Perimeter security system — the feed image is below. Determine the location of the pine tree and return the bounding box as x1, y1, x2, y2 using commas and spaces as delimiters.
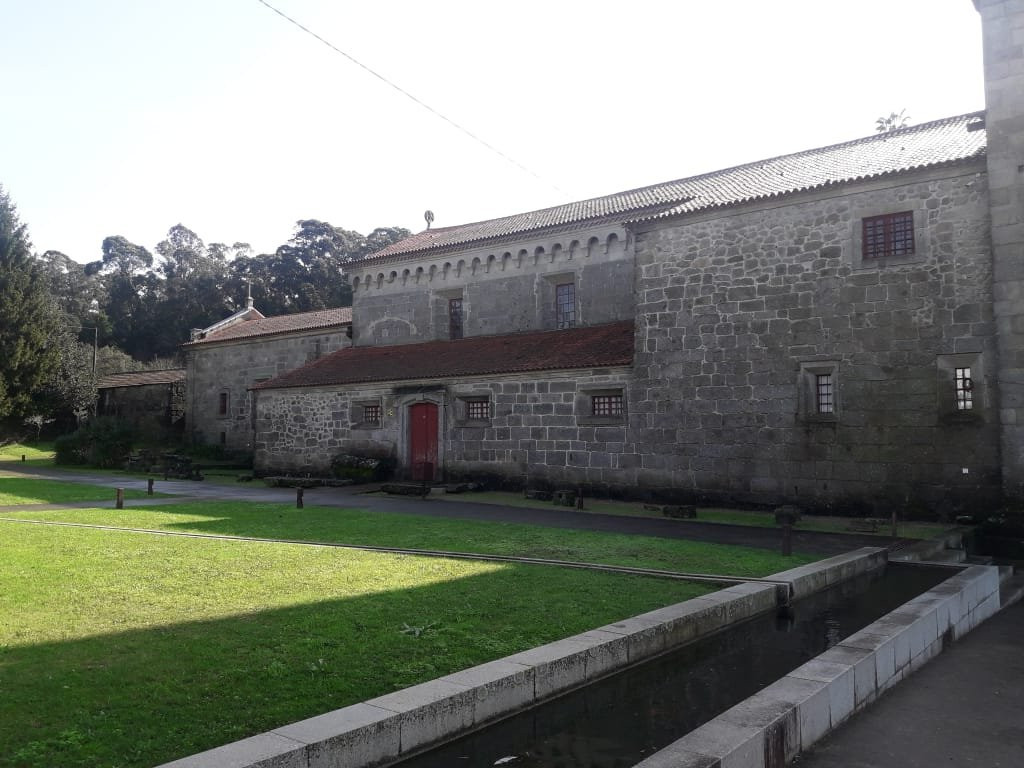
0, 185, 62, 422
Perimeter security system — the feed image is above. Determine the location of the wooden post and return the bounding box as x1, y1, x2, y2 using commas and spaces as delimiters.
116, 488, 124, 510
781, 523, 792, 557
296, 488, 304, 509
147, 478, 154, 495
576, 486, 584, 510
21, 454, 26, 462
891, 508, 898, 538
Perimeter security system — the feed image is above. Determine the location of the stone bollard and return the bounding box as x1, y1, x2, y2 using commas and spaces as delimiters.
116, 488, 124, 510
147, 478, 154, 496
296, 488, 304, 509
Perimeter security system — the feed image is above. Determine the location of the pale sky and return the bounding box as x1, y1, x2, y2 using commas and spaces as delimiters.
1, 1, 985, 264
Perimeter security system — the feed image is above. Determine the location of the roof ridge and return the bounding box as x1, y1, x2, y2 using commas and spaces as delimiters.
366, 110, 985, 262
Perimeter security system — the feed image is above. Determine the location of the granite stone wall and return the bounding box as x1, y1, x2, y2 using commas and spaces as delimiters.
978, 0, 1024, 502
351, 226, 632, 346
186, 329, 350, 452
253, 368, 634, 487
631, 165, 1001, 513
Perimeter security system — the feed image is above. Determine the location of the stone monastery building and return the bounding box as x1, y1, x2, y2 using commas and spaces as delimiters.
185, 0, 1024, 515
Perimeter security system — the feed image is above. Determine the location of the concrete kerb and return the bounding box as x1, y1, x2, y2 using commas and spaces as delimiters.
157, 549, 885, 768
633, 563, 1003, 768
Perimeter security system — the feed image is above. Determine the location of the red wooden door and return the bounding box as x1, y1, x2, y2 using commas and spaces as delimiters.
409, 402, 438, 481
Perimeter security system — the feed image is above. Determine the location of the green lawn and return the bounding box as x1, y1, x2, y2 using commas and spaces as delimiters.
0, 442, 55, 467
0, 501, 817, 576
0, 477, 158, 506
445, 491, 956, 540
0, 519, 714, 768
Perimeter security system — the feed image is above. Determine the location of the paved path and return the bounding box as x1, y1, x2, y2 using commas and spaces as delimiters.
794, 599, 1024, 768
0, 465, 896, 556
0, 464, 897, 556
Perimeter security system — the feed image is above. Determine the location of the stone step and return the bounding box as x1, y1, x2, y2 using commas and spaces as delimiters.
998, 571, 1024, 609
964, 554, 994, 566
923, 548, 968, 565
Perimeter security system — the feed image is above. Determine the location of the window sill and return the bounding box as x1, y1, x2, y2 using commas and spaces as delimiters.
455, 419, 491, 428
351, 422, 382, 431
577, 415, 626, 426
801, 414, 838, 425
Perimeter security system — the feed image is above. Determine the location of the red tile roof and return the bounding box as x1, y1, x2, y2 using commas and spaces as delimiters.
183, 308, 352, 346
367, 112, 986, 261
97, 369, 186, 389
255, 321, 634, 390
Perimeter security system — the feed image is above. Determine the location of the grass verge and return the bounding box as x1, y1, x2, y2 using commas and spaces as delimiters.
444, 491, 955, 540
0, 477, 158, 506
0, 520, 712, 768
0, 501, 818, 575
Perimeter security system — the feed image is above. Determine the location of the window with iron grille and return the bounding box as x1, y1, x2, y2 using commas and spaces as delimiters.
362, 404, 381, 424
218, 391, 229, 416
556, 283, 576, 329
955, 367, 973, 410
592, 393, 623, 417
862, 211, 915, 259
449, 298, 464, 340
816, 374, 834, 414
466, 399, 489, 420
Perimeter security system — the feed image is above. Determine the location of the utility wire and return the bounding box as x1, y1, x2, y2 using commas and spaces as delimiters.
255, 0, 567, 196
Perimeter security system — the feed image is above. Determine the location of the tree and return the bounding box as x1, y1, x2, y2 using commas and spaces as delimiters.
876, 109, 910, 133
0, 185, 63, 423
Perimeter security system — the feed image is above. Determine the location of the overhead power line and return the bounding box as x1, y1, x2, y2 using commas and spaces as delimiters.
255, 0, 566, 196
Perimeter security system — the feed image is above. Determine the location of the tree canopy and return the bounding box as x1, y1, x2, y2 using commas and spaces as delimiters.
0, 186, 64, 422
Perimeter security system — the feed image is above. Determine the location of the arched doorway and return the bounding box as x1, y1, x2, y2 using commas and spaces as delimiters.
408, 402, 438, 481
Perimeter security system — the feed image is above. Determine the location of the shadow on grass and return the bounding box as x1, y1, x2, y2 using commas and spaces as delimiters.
0, 550, 704, 768
94, 502, 820, 576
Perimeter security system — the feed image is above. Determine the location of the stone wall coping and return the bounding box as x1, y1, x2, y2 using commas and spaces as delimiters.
633, 563, 1003, 768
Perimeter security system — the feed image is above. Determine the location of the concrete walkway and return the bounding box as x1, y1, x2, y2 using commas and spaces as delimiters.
0, 464, 897, 555
793, 599, 1024, 768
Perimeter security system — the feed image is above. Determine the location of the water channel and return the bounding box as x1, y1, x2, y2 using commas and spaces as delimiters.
397, 563, 952, 768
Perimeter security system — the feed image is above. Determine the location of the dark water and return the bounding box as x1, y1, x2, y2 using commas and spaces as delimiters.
398, 564, 952, 768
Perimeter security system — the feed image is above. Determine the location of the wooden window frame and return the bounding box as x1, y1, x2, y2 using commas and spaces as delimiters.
591, 393, 624, 417
352, 399, 383, 430
556, 282, 576, 330
454, 394, 491, 426
799, 362, 839, 422
577, 387, 627, 425
862, 211, 915, 260
955, 367, 974, 411
449, 297, 464, 340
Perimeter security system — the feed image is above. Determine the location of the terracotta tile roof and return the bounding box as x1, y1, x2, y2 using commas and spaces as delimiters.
255, 321, 634, 390
97, 369, 185, 389
367, 112, 986, 261
183, 308, 352, 346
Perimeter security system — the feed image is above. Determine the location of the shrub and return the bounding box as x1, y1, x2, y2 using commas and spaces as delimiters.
54, 419, 136, 468
330, 453, 396, 483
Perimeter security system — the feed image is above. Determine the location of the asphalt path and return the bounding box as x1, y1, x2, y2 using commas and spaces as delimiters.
1, 465, 897, 556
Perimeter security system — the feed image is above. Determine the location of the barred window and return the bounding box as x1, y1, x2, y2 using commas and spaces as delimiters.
466, 399, 489, 420
592, 394, 623, 417
362, 404, 381, 424
556, 283, 576, 329
955, 367, 973, 410
449, 298, 463, 340
816, 374, 834, 414
863, 211, 914, 259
